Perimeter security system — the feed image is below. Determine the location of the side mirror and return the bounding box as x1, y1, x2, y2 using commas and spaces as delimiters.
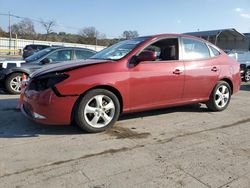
41, 58, 52, 64
136, 50, 157, 63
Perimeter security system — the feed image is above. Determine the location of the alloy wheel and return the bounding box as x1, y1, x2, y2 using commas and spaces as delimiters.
84, 94, 115, 128
244, 70, 250, 82
10, 75, 22, 92
214, 85, 230, 109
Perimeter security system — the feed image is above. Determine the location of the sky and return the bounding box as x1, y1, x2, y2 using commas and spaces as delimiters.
0, 0, 250, 38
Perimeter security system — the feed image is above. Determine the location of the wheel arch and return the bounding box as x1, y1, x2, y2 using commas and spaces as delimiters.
70, 85, 123, 124
220, 78, 233, 93
4, 70, 29, 80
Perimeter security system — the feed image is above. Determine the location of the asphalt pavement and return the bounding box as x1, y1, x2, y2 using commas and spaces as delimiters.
0, 83, 249, 188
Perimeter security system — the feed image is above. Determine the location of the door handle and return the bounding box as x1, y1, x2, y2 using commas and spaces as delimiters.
211, 67, 218, 72
173, 69, 182, 75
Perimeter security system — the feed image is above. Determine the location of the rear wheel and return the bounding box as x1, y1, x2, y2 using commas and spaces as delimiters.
74, 89, 120, 133
5, 73, 23, 94
206, 81, 231, 111
243, 69, 250, 82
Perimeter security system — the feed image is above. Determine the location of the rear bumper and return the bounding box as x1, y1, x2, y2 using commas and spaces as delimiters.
21, 88, 78, 125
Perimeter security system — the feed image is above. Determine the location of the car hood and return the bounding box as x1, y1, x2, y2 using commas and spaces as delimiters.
0, 60, 26, 69
30, 59, 110, 78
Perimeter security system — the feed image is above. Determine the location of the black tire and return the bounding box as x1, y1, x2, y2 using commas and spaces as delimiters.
5, 73, 23, 94
243, 69, 250, 82
206, 81, 231, 112
74, 89, 120, 133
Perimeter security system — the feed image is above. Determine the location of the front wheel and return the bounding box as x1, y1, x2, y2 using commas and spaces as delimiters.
74, 89, 120, 133
206, 81, 231, 112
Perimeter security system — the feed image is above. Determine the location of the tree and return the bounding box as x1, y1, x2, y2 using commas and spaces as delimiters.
79, 26, 98, 38
10, 18, 36, 37
122, 30, 139, 39
0, 27, 8, 37
41, 20, 56, 40
78, 26, 104, 45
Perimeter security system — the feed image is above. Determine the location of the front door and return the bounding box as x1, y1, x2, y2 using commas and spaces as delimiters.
128, 38, 185, 111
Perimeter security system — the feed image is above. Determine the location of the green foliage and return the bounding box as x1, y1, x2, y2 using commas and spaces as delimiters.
0, 27, 8, 37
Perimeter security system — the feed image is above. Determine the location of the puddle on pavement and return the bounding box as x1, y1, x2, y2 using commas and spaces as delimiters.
106, 126, 150, 139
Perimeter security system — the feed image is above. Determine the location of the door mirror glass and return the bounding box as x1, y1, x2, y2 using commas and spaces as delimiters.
137, 50, 157, 62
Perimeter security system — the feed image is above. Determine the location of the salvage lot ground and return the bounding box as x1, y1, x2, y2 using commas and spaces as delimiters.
0, 83, 249, 188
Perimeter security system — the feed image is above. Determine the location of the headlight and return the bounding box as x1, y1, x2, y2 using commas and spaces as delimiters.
29, 73, 69, 91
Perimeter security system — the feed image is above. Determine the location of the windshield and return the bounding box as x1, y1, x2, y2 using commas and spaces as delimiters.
90, 37, 150, 60
25, 48, 54, 62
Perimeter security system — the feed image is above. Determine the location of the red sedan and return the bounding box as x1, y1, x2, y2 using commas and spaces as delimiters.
21, 34, 241, 132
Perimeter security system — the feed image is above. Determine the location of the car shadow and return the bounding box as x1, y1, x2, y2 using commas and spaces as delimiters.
0, 97, 211, 138
0, 98, 83, 138
0, 89, 6, 95
240, 83, 250, 91
119, 103, 210, 121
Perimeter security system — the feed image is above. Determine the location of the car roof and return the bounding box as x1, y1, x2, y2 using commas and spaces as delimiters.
136, 33, 219, 48
25, 44, 50, 47
145, 33, 200, 38
46, 46, 96, 52
134, 33, 211, 44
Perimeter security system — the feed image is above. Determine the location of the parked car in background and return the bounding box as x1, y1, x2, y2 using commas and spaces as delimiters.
21, 34, 241, 133
23, 44, 50, 59
227, 50, 250, 82
0, 47, 96, 94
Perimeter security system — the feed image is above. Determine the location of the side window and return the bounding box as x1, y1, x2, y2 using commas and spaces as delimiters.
75, 50, 95, 59
46, 50, 72, 62
182, 38, 210, 60
141, 38, 179, 61
209, 45, 220, 57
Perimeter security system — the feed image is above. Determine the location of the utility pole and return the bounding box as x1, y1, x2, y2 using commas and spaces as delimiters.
95, 29, 97, 51
9, 11, 12, 52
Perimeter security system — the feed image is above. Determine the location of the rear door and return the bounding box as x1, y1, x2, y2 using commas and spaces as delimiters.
74, 49, 96, 60
180, 37, 220, 100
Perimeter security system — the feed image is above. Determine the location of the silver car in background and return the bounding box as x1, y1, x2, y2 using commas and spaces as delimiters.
228, 50, 250, 82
